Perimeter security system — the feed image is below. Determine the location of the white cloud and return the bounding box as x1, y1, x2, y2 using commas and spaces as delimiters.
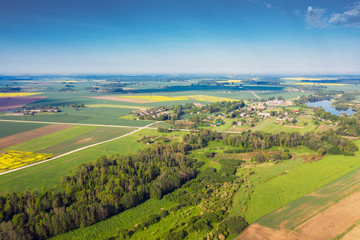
329, 2, 360, 27
306, 6, 328, 28
306, 2, 360, 28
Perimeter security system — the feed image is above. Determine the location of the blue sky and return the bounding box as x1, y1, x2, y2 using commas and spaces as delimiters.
1, 0, 360, 74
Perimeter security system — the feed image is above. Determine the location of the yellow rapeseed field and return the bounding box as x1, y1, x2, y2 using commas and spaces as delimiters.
0, 151, 53, 172
120, 95, 235, 102
0, 92, 43, 97
295, 83, 346, 86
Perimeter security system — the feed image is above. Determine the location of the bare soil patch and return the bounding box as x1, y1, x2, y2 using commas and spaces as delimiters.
303, 154, 322, 163
0, 124, 71, 149
74, 138, 94, 144
87, 96, 152, 103
295, 190, 360, 240
236, 223, 300, 240
317, 125, 337, 132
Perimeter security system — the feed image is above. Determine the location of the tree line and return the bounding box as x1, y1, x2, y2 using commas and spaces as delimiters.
0, 128, 357, 239
0, 145, 195, 240
180, 129, 358, 156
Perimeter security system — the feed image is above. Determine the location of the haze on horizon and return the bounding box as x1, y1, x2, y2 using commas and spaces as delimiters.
1, 0, 360, 75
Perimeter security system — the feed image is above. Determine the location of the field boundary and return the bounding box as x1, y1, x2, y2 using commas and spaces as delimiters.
0, 122, 157, 176
0, 119, 152, 129
0, 119, 246, 134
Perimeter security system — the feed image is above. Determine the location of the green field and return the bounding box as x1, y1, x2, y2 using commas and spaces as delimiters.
0, 128, 140, 192
252, 117, 317, 134
39, 127, 137, 155
0, 107, 153, 127
257, 167, 360, 229
257, 91, 308, 100
0, 121, 47, 138
52, 199, 176, 240
5, 125, 97, 152
0, 129, 185, 192
239, 141, 360, 223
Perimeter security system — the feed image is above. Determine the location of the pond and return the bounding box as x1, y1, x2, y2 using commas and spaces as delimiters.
306, 100, 356, 116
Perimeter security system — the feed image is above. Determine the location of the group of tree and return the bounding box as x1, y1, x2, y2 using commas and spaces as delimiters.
0, 127, 358, 239
180, 129, 358, 156
314, 108, 360, 137
0, 145, 196, 240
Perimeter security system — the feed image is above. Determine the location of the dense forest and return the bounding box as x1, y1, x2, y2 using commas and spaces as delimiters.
0, 145, 196, 240
0, 128, 357, 239
181, 129, 357, 156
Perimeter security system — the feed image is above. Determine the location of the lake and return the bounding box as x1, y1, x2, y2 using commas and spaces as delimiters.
306, 100, 356, 116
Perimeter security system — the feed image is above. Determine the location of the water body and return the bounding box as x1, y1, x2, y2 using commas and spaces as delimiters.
307, 100, 356, 116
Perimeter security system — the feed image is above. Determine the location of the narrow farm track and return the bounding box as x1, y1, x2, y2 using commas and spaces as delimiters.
0, 122, 157, 176
251, 91, 262, 99
0, 119, 245, 175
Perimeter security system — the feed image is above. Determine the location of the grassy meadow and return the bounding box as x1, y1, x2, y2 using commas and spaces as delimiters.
257, 167, 360, 229
235, 141, 360, 223
252, 117, 318, 134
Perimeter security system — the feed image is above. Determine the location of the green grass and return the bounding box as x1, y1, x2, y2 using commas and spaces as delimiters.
0, 129, 186, 193
5, 126, 97, 152
129, 206, 203, 240
39, 127, 136, 155
252, 117, 317, 134
257, 91, 309, 100
242, 141, 360, 223
189, 141, 230, 170
52, 199, 176, 240
0, 128, 147, 192
257, 167, 360, 229
86, 104, 146, 109
0, 121, 47, 138
0, 107, 153, 127
150, 121, 172, 128
214, 121, 233, 131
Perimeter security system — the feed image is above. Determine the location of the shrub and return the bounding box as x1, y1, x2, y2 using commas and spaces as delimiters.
218, 216, 248, 235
